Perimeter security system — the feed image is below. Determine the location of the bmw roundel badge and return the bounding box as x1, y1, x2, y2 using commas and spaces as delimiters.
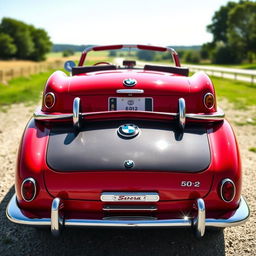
123, 78, 137, 87
117, 124, 140, 138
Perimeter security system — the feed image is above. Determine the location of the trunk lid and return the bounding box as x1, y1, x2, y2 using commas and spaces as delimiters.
44, 120, 213, 201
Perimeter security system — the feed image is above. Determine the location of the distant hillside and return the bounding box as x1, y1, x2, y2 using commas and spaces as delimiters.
52, 44, 94, 52
168, 45, 201, 51
52, 44, 201, 52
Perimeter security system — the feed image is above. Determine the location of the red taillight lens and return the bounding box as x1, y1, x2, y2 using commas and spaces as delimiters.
44, 92, 55, 109
204, 93, 215, 109
220, 179, 236, 202
21, 178, 36, 202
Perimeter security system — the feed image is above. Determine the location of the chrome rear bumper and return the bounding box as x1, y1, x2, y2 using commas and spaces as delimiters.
6, 195, 249, 237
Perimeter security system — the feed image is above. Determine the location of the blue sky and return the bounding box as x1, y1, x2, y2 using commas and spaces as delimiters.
0, 0, 238, 46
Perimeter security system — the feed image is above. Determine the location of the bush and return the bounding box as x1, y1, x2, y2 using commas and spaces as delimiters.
0, 33, 17, 59
62, 49, 74, 57
0, 17, 52, 61
184, 50, 201, 64
211, 45, 242, 64
137, 50, 155, 61
109, 50, 117, 57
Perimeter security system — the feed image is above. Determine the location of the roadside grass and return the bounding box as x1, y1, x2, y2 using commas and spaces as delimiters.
192, 62, 256, 70
210, 76, 256, 109
0, 71, 53, 108
249, 147, 256, 153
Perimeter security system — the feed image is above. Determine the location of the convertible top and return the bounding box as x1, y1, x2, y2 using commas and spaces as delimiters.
72, 64, 189, 76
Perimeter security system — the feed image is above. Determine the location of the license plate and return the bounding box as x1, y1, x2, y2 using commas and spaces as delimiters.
109, 97, 153, 111
101, 192, 159, 202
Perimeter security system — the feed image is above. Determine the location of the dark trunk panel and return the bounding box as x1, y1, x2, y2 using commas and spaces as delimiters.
47, 121, 210, 172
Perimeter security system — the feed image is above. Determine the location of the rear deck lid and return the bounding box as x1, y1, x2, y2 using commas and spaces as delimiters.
44, 121, 213, 201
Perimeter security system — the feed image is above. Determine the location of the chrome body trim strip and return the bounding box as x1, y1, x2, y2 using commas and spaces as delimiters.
34, 112, 73, 120
205, 197, 250, 227
101, 192, 159, 202
178, 98, 186, 129
6, 195, 51, 226
116, 89, 144, 94
103, 205, 157, 211
6, 195, 249, 232
33, 108, 225, 122
73, 97, 81, 129
51, 198, 62, 236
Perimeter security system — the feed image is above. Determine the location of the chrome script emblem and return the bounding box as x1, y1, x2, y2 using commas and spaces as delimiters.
101, 192, 160, 202
123, 78, 137, 87
117, 124, 140, 138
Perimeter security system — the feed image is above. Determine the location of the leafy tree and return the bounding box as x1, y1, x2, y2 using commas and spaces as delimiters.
0, 33, 17, 59
206, 1, 256, 64
0, 18, 35, 59
207, 2, 237, 43
227, 1, 256, 62
0, 17, 52, 61
29, 26, 52, 61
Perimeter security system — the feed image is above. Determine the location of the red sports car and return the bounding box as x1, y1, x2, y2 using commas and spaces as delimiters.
6, 44, 249, 237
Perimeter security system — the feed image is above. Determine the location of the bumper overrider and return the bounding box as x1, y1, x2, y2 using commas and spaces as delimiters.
6, 194, 249, 237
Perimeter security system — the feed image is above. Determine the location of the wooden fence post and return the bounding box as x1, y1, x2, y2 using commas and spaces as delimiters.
0, 70, 3, 83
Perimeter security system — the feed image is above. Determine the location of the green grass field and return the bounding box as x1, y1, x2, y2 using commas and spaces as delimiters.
211, 76, 256, 108
0, 71, 53, 108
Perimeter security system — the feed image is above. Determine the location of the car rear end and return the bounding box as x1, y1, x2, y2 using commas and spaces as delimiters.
6, 46, 249, 236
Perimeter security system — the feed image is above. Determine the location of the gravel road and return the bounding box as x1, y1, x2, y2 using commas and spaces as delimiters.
0, 100, 255, 256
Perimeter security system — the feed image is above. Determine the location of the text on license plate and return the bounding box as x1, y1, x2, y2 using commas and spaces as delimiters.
109, 97, 153, 111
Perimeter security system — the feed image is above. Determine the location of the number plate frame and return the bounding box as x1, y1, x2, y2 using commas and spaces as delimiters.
109, 97, 153, 111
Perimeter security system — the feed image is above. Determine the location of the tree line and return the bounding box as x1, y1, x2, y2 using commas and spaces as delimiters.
0, 18, 52, 61
136, 0, 256, 65
201, 0, 256, 64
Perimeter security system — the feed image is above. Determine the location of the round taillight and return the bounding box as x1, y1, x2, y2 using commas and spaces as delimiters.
21, 178, 37, 202
44, 92, 55, 109
204, 93, 215, 109
220, 178, 236, 202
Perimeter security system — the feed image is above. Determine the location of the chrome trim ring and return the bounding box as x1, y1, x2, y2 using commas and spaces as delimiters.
178, 98, 186, 129
220, 178, 236, 203
21, 178, 37, 202
203, 93, 215, 110
44, 92, 56, 109
124, 159, 135, 168
117, 124, 140, 138
123, 78, 137, 87
73, 97, 81, 128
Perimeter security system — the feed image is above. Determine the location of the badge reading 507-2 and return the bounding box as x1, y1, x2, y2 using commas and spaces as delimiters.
181, 181, 200, 187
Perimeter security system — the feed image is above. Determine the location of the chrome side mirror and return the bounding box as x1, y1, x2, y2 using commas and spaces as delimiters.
64, 61, 76, 72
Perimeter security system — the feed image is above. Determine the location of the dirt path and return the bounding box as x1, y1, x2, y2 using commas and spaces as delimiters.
0, 100, 255, 256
